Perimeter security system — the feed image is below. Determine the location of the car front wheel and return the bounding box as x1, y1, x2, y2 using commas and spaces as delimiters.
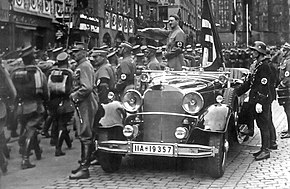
99, 151, 122, 173
207, 133, 228, 178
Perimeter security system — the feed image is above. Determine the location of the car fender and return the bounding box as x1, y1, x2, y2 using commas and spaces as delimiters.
197, 103, 231, 133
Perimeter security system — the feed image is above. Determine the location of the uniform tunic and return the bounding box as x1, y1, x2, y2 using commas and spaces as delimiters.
116, 56, 136, 96
70, 58, 98, 144
137, 26, 186, 71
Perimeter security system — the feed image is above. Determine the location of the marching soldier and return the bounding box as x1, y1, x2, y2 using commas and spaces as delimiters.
69, 43, 99, 179
11, 45, 49, 169
115, 41, 136, 97
0, 55, 17, 174
47, 52, 74, 156
236, 41, 274, 161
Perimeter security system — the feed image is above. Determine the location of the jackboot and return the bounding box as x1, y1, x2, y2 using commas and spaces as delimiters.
71, 143, 85, 174
269, 140, 278, 150
0, 153, 8, 174
255, 149, 270, 161
69, 143, 93, 179
21, 156, 35, 169
33, 132, 42, 160
64, 130, 72, 149
55, 130, 65, 156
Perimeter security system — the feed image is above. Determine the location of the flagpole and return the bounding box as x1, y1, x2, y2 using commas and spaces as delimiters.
233, 0, 237, 47
246, 2, 249, 47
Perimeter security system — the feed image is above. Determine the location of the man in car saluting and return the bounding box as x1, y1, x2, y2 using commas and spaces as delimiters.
138, 14, 186, 71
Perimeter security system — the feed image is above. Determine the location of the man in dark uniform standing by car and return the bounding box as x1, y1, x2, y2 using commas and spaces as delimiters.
115, 41, 136, 97
236, 41, 274, 161
69, 43, 99, 179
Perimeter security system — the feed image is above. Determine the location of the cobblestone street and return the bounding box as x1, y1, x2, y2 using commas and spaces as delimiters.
1, 101, 290, 189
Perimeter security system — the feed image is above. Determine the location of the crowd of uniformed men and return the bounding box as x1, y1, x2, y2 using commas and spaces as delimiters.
2, 18, 290, 179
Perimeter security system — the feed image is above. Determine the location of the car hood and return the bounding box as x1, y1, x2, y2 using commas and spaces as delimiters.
149, 73, 219, 93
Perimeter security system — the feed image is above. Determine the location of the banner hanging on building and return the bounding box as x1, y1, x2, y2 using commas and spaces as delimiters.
105, 11, 111, 28
111, 13, 117, 30
129, 18, 134, 33
124, 17, 128, 33
118, 15, 123, 31
43, 0, 52, 15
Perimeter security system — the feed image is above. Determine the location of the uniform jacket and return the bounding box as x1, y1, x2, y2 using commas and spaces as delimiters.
0, 65, 17, 133
116, 56, 136, 94
236, 57, 274, 106
137, 26, 186, 71
95, 60, 116, 104
71, 58, 98, 139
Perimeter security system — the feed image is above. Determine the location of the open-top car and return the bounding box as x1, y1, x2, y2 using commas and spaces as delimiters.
96, 68, 249, 178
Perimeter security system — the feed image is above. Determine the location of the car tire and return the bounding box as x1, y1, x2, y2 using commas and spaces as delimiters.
99, 151, 122, 173
223, 88, 245, 144
207, 133, 227, 178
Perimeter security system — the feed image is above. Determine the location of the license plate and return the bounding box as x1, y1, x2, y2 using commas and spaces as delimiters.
132, 144, 174, 155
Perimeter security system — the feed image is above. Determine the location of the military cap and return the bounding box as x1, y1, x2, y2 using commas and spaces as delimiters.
20, 45, 34, 57
57, 52, 69, 62
156, 49, 162, 55
53, 47, 64, 54
136, 53, 145, 57
91, 49, 108, 57
99, 44, 109, 50
186, 48, 193, 52
147, 45, 158, 52
107, 50, 117, 58
133, 45, 141, 51
120, 41, 133, 50
71, 42, 86, 52
141, 45, 148, 51
196, 43, 201, 48
186, 45, 192, 49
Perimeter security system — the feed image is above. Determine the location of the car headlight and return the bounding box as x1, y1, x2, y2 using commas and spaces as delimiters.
122, 89, 143, 112
108, 91, 115, 101
182, 92, 204, 114
175, 127, 189, 140
140, 73, 150, 82
123, 125, 139, 138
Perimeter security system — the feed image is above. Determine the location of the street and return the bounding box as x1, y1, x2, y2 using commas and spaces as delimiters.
1, 100, 290, 189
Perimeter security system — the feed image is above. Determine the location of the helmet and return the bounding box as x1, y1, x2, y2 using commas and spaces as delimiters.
249, 41, 267, 55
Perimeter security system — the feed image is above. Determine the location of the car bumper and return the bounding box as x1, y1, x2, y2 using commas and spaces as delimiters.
97, 140, 218, 158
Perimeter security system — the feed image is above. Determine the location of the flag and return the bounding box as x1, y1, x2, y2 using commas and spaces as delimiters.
201, 0, 224, 71
231, 3, 237, 34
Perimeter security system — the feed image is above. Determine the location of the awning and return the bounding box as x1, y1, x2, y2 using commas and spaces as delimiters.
16, 25, 37, 30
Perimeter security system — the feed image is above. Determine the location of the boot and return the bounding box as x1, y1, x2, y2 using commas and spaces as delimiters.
69, 142, 93, 179
55, 130, 65, 157
255, 149, 270, 161
33, 132, 42, 160
269, 140, 278, 150
253, 149, 262, 157
0, 152, 8, 174
21, 156, 35, 169
64, 130, 72, 149
71, 143, 85, 174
